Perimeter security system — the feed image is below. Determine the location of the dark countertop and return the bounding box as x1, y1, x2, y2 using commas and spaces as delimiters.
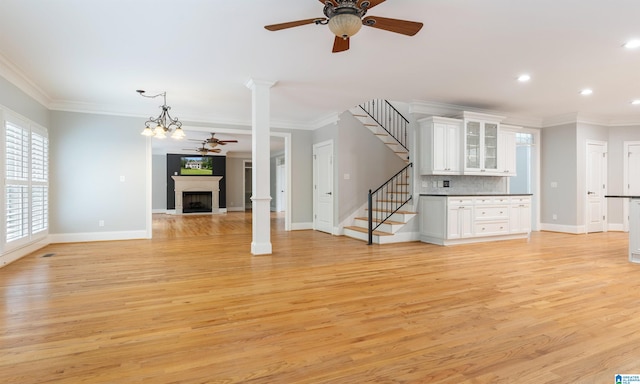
605, 195, 640, 198
420, 193, 533, 197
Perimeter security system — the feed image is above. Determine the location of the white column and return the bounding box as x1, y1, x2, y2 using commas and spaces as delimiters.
245, 79, 276, 255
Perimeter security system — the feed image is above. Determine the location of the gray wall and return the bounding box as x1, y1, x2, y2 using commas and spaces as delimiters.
226, 155, 250, 210
49, 111, 148, 234
0, 76, 49, 127
152, 154, 166, 211
541, 123, 577, 226
288, 129, 313, 224
313, 112, 407, 226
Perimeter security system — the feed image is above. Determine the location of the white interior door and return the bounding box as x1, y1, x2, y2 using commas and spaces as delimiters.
624, 142, 640, 231
313, 141, 333, 234
276, 163, 286, 212
586, 141, 607, 233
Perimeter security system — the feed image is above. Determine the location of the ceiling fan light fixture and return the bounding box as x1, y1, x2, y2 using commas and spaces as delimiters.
328, 13, 362, 39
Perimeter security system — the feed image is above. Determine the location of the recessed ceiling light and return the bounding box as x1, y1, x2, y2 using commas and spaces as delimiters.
624, 39, 640, 49
632, 100, 640, 105
580, 89, 593, 96
517, 74, 531, 82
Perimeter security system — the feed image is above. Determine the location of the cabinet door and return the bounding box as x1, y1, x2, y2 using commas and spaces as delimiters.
465, 121, 481, 170
510, 203, 531, 233
447, 206, 461, 239
483, 123, 498, 172
448, 205, 473, 239
498, 130, 517, 175
432, 123, 448, 172
459, 206, 474, 237
445, 123, 461, 172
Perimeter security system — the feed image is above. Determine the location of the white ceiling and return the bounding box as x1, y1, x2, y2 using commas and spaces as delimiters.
1, 0, 640, 151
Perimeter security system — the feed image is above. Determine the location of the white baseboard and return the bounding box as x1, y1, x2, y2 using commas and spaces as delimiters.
152, 208, 166, 214
0, 238, 50, 268
291, 222, 313, 230
227, 206, 245, 212
539, 223, 584, 234
48, 230, 150, 244
608, 223, 625, 232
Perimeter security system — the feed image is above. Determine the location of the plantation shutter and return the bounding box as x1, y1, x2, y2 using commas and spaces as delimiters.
3, 115, 48, 249
5, 120, 30, 243
31, 130, 48, 234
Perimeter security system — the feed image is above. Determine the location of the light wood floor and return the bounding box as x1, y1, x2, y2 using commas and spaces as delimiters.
1, 212, 638, 383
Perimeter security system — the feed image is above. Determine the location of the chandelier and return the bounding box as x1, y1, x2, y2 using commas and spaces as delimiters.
137, 90, 185, 139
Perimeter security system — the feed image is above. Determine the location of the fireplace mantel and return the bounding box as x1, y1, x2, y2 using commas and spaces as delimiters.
171, 176, 223, 214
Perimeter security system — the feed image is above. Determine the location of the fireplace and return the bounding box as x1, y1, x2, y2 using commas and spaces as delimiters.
183, 192, 212, 213
171, 176, 223, 214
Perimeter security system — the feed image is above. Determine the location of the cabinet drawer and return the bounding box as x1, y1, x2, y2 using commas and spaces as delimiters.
475, 205, 509, 220
473, 197, 494, 205
447, 197, 473, 207
475, 221, 509, 236
510, 196, 531, 205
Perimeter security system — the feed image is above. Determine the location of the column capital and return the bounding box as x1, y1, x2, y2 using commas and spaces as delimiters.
245, 78, 277, 90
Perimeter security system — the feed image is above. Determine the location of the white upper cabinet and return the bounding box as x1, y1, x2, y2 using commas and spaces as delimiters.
498, 125, 518, 176
417, 116, 462, 175
417, 112, 518, 177
461, 112, 505, 176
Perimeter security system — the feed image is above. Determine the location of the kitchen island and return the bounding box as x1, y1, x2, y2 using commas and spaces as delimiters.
419, 194, 533, 246
605, 195, 640, 263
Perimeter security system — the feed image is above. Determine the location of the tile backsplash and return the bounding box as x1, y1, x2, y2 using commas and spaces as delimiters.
419, 175, 508, 195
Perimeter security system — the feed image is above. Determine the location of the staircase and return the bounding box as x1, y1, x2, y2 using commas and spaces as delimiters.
343, 100, 417, 244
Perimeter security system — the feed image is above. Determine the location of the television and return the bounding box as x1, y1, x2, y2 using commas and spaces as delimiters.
180, 156, 214, 175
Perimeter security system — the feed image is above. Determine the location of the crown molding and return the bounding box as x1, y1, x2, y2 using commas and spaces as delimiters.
409, 99, 544, 128
0, 53, 51, 108
541, 112, 640, 128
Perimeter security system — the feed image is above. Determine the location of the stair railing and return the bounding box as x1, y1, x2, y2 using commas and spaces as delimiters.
367, 163, 413, 245
359, 99, 409, 153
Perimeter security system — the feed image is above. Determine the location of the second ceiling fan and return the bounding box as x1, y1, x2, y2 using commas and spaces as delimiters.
265, 0, 423, 53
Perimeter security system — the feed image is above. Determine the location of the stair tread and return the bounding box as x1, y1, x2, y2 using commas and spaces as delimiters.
344, 226, 393, 236
355, 217, 405, 225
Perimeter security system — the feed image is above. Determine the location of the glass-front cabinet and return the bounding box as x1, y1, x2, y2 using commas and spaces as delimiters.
463, 112, 502, 174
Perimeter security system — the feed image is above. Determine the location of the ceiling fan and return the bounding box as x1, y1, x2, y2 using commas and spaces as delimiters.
200, 133, 239, 148
184, 141, 221, 155
264, 0, 423, 53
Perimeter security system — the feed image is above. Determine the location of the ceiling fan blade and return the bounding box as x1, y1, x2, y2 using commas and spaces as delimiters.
332, 36, 350, 53
362, 16, 423, 36
219, 140, 238, 143
265, 18, 325, 31
210, 148, 221, 153
357, 0, 386, 9
319, 0, 339, 6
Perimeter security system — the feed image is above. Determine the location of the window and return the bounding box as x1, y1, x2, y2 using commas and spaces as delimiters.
2, 111, 48, 253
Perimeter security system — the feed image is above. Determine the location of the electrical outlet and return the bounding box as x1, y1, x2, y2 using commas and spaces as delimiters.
443, 180, 450, 187
99, 220, 105, 227
552, 214, 557, 220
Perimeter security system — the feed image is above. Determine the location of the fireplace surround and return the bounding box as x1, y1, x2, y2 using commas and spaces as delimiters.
171, 176, 223, 214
